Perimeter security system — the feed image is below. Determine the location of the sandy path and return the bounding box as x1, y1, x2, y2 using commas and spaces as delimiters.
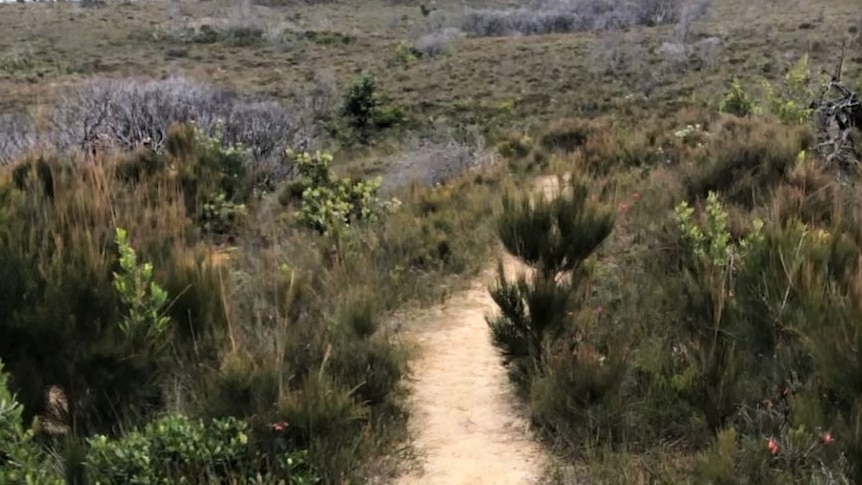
395, 176, 563, 485
395, 253, 544, 485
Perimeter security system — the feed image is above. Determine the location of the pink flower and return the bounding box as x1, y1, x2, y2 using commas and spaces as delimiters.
617, 202, 630, 213
594, 305, 606, 314
767, 437, 780, 455
271, 421, 289, 432
631, 192, 641, 201
820, 432, 834, 445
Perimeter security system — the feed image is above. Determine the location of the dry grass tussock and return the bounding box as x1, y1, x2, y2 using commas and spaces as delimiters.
0, 119, 504, 483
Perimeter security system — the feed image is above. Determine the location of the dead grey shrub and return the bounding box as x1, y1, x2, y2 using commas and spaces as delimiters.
297, 70, 338, 142
692, 36, 722, 69
0, 115, 36, 165
414, 28, 465, 57
460, 0, 707, 38
589, 30, 648, 76
673, 0, 711, 42
55, 77, 300, 163
381, 126, 497, 191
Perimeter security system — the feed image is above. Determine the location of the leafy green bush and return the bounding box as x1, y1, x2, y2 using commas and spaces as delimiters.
0, 360, 64, 485
719, 78, 757, 117
673, 192, 764, 432
84, 413, 319, 484
112, 227, 173, 344
760, 55, 819, 125
281, 148, 395, 234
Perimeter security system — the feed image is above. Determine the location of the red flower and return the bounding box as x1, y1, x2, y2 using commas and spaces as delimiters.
820, 432, 834, 445
767, 437, 780, 455
271, 421, 289, 432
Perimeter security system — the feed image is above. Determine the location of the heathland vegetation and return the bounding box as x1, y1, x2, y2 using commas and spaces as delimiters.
0, 0, 860, 483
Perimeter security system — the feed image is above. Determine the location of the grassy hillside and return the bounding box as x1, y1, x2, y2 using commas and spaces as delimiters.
0, 0, 860, 483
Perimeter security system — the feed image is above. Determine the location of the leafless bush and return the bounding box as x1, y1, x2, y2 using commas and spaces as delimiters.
0, 115, 36, 165
0, 77, 304, 171
301, 70, 339, 126
414, 27, 465, 57
460, 0, 708, 38
381, 127, 497, 191
154, 0, 293, 48
692, 36, 722, 68
673, 0, 711, 42
590, 30, 649, 75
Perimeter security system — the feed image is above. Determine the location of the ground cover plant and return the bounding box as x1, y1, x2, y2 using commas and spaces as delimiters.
0, 0, 860, 483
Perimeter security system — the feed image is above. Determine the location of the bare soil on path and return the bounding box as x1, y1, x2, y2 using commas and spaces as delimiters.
395, 175, 565, 485
395, 252, 544, 485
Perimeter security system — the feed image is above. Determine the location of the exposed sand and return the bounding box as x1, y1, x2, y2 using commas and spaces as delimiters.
395, 175, 563, 485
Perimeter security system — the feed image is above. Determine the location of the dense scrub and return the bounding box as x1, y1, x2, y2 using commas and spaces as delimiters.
0, 120, 501, 483
490, 69, 862, 483
459, 0, 709, 38
0, 0, 858, 482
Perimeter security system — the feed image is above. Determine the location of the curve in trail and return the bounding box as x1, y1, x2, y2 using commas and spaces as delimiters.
396, 252, 544, 485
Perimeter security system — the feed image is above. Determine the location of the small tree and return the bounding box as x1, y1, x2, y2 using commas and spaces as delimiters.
339, 73, 404, 143
341, 73, 380, 141
488, 175, 614, 386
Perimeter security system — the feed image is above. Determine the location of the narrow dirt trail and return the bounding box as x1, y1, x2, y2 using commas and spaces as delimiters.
395, 176, 561, 485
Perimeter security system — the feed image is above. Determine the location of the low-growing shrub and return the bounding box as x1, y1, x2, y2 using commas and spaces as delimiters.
84, 413, 320, 484
0, 359, 64, 484
460, 0, 705, 38
719, 78, 757, 117
278, 149, 396, 234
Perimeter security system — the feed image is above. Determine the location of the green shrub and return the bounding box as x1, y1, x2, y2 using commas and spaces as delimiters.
0, 139, 230, 436
719, 78, 757, 117
673, 192, 764, 432
84, 413, 319, 484
340, 73, 405, 142
489, 174, 615, 388
760, 55, 819, 125
112, 227, 173, 343
281, 148, 395, 234
341, 73, 380, 140
0, 360, 64, 485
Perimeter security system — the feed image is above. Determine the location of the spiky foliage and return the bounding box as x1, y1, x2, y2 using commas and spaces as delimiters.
489, 175, 614, 387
